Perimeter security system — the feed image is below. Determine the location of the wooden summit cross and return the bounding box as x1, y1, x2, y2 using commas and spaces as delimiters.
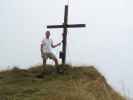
47, 5, 86, 64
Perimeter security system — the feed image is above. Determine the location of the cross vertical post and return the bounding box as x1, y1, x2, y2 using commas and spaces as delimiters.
47, 5, 86, 65
62, 5, 68, 64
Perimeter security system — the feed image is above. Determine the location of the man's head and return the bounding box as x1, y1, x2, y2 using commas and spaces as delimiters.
45, 31, 50, 39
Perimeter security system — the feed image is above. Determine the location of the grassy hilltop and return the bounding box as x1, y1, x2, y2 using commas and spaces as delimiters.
0, 65, 125, 100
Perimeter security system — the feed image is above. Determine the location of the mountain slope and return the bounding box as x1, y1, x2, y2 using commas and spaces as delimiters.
0, 65, 125, 100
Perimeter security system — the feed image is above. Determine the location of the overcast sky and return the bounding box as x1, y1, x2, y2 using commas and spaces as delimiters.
0, 0, 132, 98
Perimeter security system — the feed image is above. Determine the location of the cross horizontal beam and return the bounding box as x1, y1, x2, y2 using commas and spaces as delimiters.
47, 24, 86, 28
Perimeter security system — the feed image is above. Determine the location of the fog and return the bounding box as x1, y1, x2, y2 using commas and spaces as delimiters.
0, 0, 132, 98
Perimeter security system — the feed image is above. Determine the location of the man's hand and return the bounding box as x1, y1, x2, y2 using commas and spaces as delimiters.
51, 40, 62, 48
58, 41, 62, 46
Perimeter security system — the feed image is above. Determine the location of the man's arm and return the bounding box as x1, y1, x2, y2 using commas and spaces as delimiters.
51, 41, 62, 48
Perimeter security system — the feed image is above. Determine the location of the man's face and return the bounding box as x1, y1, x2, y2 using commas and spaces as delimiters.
45, 31, 50, 38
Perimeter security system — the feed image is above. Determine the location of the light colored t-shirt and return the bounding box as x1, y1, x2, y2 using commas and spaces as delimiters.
41, 38, 53, 53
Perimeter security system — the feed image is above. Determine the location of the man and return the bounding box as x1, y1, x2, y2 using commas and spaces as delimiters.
40, 31, 62, 66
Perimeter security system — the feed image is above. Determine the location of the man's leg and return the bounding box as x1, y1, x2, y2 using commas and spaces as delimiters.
36, 55, 47, 78
53, 57, 58, 65
49, 53, 58, 65
42, 56, 47, 75
43, 58, 46, 66
53, 57, 60, 73
49, 53, 60, 73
